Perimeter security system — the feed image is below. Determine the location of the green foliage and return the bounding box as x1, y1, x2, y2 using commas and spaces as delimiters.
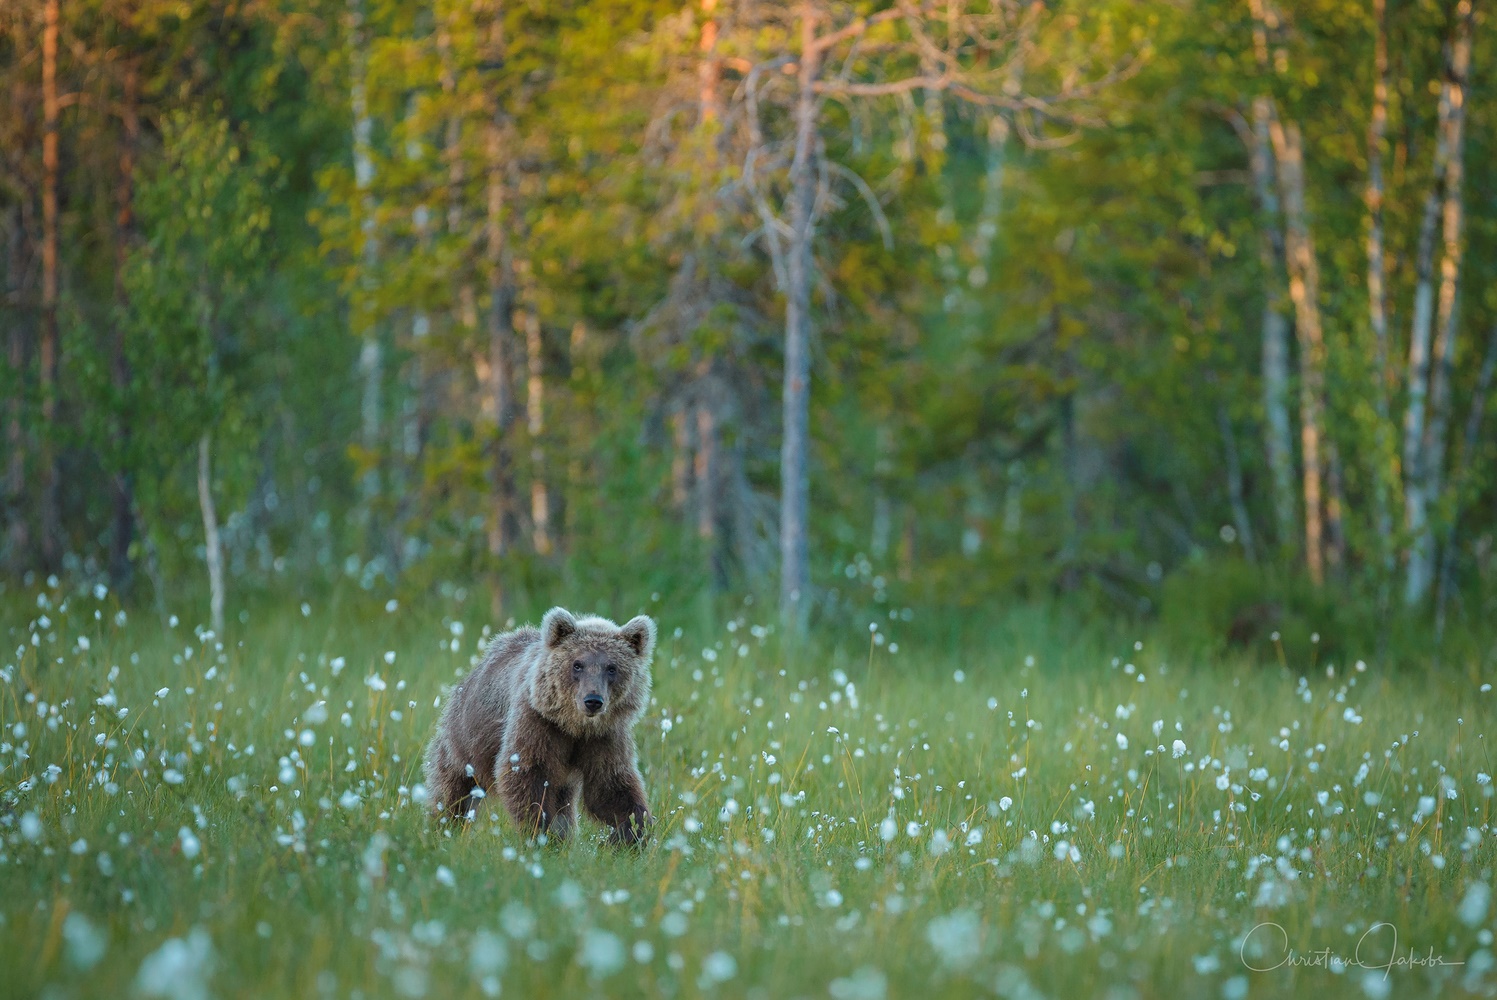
2, 0, 1496, 639
1157, 557, 1356, 668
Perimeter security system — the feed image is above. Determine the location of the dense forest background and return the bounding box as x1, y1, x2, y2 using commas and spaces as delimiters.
1, 0, 1493, 661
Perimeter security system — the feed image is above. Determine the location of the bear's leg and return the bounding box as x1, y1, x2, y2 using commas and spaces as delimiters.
495, 712, 577, 842
497, 764, 574, 841
582, 763, 652, 846
424, 738, 477, 819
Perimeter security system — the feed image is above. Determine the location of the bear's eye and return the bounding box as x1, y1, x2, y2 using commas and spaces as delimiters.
606, 664, 617, 678
572, 661, 583, 675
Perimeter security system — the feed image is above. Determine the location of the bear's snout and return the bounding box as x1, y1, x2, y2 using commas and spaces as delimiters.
583, 693, 605, 716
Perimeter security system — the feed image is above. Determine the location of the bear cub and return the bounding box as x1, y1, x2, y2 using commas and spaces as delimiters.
423, 607, 656, 844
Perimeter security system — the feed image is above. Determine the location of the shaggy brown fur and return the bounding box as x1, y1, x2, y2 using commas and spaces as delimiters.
422, 607, 656, 844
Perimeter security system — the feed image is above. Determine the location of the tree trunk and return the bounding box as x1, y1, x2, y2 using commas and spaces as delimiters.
1404, 0, 1473, 607
1267, 114, 1328, 588
870, 423, 893, 560
1325, 442, 1346, 575
779, 6, 820, 636
483, 117, 519, 579
109, 61, 139, 589
3, 204, 27, 563
1434, 324, 1497, 639
350, 0, 382, 513
695, 398, 718, 544
967, 18, 1031, 288
921, 51, 958, 299
966, 112, 1010, 289
698, 0, 721, 125
1248, 96, 1298, 553
198, 432, 225, 636
39, 0, 60, 571
897, 504, 915, 583
563, 320, 588, 554
696, 393, 726, 589
1217, 405, 1257, 563
1365, 0, 1395, 584
670, 403, 694, 512
522, 285, 551, 556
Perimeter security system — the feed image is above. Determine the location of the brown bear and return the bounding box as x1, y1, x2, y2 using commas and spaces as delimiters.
422, 607, 655, 845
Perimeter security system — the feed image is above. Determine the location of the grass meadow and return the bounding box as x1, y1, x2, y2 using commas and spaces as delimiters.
2, 581, 1495, 1000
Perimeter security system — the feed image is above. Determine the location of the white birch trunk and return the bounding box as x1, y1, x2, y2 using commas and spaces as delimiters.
198, 433, 225, 636
1249, 95, 1298, 552
1268, 114, 1329, 587
350, 0, 381, 506
1365, 0, 1396, 583
779, 6, 820, 636
523, 294, 551, 556
1404, 1, 1473, 606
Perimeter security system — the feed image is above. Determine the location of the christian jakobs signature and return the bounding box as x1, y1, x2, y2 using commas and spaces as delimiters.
1240, 922, 1466, 978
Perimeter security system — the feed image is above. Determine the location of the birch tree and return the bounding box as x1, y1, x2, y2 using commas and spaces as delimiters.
348, 0, 383, 523
1403, 0, 1474, 606
1364, 0, 1395, 584
39, 0, 60, 570
742, 0, 1140, 633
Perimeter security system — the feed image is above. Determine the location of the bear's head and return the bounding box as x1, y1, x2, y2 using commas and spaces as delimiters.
529, 607, 656, 734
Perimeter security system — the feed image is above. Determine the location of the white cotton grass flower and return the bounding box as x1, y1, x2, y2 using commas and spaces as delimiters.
578, 929, 626, 977
926, 910, 982, 969
1116, 733, 1129, 750
469, 929, 506, 997
829, 966, 888, 1000
20, 812, 42, 842
436, 865, 456, 887
699, 951, 738, 986
1459, 883, 1491, 927
63, 912, 107, 969
928, 829, 952, 857
177, 827, 200, 860
879, 815, 898, 842
1172, 739, 1188, 759
998, 796, 1013, 812
135, 927, 214, 1000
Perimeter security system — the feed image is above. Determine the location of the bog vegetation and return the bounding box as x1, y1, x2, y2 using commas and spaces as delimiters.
2, 584, 1495, 999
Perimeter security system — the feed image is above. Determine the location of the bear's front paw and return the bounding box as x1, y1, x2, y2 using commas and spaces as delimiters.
606, 809, 653, 847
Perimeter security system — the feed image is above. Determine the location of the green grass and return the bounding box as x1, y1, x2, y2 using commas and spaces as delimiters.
1, 582, 1494, 1000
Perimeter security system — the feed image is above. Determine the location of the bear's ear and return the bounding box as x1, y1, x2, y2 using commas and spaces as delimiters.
619, 615, 657, 661
541, 607, 578, 649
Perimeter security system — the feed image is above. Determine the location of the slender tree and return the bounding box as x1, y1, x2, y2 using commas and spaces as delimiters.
39, 0, 60, 570
1404, 0, 1474, 605
1364, 0, 1395, 585
109, 60, 139, 587
348, 0, 382, 522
